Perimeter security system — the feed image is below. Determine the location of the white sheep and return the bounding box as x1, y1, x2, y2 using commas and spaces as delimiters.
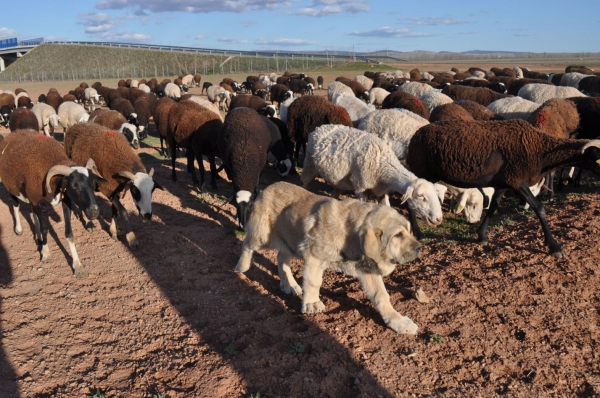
327, 81, 354, 102
184, 95, 224, 121
164, 83, 182, 100
513, 67, 524, 79
487, 97, 541, 120
357, 109, 429, 159
31, 103, 61, 136
397, 81, 434, 98
368, 87, 390, 107
419, 90, 453, 113
181, 74, 194, 87
279, 95, 295, 124
559, 72, 590, 88
207, 86, 231, 111
421, 71, 434, 81
57, 102, 89, 131
472, 70, 486, 79
332, 93, 376, 124
354, 75, 374, 91
517, 83, 586, 104
138, 84, 151, 93
301, 124, 443, 237
130, 79, 139, 88
83, 87, 100, 110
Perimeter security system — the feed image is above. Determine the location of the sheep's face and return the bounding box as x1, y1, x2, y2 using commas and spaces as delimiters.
121, 124, 140, 149
283, 91, 294, 101
181, 84, 189, 93
277, 159, 292, 177
235, 190, 253, 230
0, 106, 10, 127
403, 179, 443, 227
65, 166, 106, 220
128, 113, 140, 128
130, 172, 163, 221
49, 115, 61, 131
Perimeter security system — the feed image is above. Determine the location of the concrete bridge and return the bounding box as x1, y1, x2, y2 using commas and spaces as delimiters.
0, 40, 40, 71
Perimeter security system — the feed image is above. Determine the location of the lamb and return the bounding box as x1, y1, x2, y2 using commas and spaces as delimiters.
0, 131, 106, 277
15, 92, 30, 108
217, 107, 273, 229
301, 125, 443, 238
182, 74, 194, 87
64, 123, 163, 249
419, 90, 453, 113
89, 109, 139, 149
9, 108, 40, 132
441, 85, 510, 106
167, 100, 222, 184
518, 84, 586, 104
429, 102, 475, 123
32, 103, 61, 136
207, 85, 231, 111
110, 97, 139, 129
193, 74, 202, 87
406, 119, 600, 257
368, 87, 390, 107
455, 99, 504, 121
57, 102, 90, 131
286, 95, 353, 164
357, 109, 429, 159
487, 97, 541, 120
327, 81, 355, 102
381, 91, 430, 120
38, 94, 46, 104
164, 83, 182, 100
397, 81, 434, 99
513, 67, 524, 79
332, 93, 376, 125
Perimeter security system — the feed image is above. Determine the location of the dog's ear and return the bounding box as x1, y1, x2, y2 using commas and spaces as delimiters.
362, 227, 383, 264
401, 185, 414, 204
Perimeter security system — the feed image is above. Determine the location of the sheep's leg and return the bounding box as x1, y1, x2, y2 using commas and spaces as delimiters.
169, 139, 178, 182
208, 156, 219, 190
407, 206, 424, 241
301, 255, 326, 314
573, 167, 583, 188
357, 272, 418, 335
477, 188, 507, 246
10, 194, 23, 236
330, 188, 342, 199
80, 209, 96, 232
278, 251, 302, 296
187, 149, 199, 185
112, 197, 139, 250
32, 205, 52, 264
517, 183, 563, 258
355, 191, 367, 201
300, 157, 318, 189
62, 198, 87, 278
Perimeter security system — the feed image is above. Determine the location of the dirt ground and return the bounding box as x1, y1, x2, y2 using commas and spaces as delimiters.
0, 67, 599, 397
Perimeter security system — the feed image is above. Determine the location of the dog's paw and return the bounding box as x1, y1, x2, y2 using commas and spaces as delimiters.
302, 300, 326, 314
387, 315, 418, 335
280, 280, 303, 296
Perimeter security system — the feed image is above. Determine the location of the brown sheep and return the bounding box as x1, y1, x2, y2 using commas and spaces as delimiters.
64, 123, 163, 249
153, 96, 176, 156
0, 93, 16, 110
45, 91, 63, 112
429, 103, 475, 123
286, 95, 353, 164
441, 85, 510, 106
193, 74, 202, 87
0, 131, 106, 277
62, 94, 77, 103
17, 96, 33, 109
381, 91, 430, 120
9, 108, 40, 132
167, 100, 222, 183
455, 100, 504, 121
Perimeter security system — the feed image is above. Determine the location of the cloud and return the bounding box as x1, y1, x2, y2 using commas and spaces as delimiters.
95, 31, 152, 42
217, 37, 237, 43
96, 0, 291, 13
515, 32, 535, 37
195, 34, 207, 40
398, 15, 469, 26
293, 1, 369, 17
349, 27, 434, 38
0, 27, 18, 39
256, 38, 315, 46
78, 12, 115, 34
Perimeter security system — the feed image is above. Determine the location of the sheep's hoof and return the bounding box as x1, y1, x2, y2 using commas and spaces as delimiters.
74, 267, 89, 278
14, 228, 23, 236
478, 239, 489, 246
85, 221, 96, 233
551, 250, 564, 259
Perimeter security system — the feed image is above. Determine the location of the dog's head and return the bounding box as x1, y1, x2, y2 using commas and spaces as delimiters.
360, 206, 421, 276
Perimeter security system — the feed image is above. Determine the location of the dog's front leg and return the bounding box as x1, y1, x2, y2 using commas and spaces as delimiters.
358, 273, 418, 335
301, 256, 326, 313
278, 251, 302, 296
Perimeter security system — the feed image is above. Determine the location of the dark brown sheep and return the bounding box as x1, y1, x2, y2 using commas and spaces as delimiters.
455, 100, 504, 121
9, 108, 40, 131
381, 91, 430, 120
0, 93, 16, 110
407, 119, 600, 257
45, 91, 63, 112
193, 74, 202, 87
153, 97, 176, 156
441, 85, 510, 106
429, 103, 475, 123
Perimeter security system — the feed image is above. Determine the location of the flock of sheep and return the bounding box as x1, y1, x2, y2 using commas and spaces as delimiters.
0, 63, 599, 334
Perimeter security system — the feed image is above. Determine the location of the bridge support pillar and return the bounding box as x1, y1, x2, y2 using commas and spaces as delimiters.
0, 56, 5, 72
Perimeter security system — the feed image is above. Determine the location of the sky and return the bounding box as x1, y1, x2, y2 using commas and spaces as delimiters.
1, 0, 599, 54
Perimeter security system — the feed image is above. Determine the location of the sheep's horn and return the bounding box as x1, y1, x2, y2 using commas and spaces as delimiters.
45, 165, 74, 195
148, 168, 154, 177
581, 139, 600, 153
117, 171, 136, 181
85, 158, 104, 179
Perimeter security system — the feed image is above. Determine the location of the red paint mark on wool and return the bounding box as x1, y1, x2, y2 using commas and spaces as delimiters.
105, 130, 117, 137
35, 134, 51, 140
535, 110, 548, 126
594, 97, 600, 104
413, 99, 422, 107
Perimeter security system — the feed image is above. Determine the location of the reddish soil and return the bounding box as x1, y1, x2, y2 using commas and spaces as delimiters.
0, 76, 599, 397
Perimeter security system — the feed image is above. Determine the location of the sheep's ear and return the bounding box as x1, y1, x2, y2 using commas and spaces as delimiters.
148, 168, 154, 177
362, 227, 383, 264
581, 139, 600, 153
401, 186, 414, 204
85, 158, 105, 180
